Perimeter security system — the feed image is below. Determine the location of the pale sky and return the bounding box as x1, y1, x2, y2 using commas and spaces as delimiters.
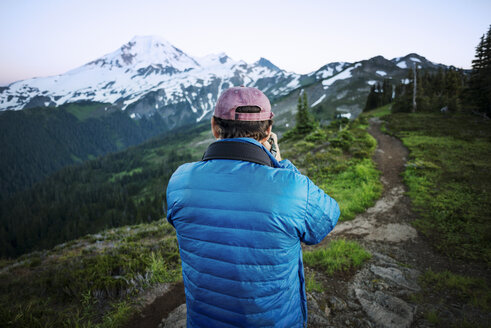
0, 0, 489, 86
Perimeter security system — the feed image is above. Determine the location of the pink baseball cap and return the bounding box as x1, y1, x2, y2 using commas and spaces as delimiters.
214, 86, 274, 121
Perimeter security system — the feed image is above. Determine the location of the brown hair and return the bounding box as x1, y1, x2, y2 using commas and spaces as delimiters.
213, 106, 272, 141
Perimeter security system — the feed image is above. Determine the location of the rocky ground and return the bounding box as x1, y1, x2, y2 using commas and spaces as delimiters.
129, 117, 489, 328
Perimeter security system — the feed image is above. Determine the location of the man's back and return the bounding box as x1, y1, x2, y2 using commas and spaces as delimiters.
166, 138, 340, 327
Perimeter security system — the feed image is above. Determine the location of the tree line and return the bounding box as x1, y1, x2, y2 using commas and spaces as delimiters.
364, 25, 491, 115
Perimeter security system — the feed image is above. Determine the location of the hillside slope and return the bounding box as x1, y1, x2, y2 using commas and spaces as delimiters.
0, 121, 213, 258
0, 102, 170, 199
0, 115, 382, 327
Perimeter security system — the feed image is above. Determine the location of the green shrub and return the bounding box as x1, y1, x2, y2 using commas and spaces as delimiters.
282, 117, 382, 222
305, 271, 324, 293
303, 239, 371, 276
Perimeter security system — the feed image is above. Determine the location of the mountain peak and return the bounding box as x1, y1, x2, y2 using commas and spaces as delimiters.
86, 35, 200, 72
390, 53, 445, 70
129, 35, 172, 45
255, 57, 281, 71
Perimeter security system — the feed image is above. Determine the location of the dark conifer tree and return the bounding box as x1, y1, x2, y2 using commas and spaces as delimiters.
363, 85, 378, 112
466, 25, 491, 114
364, 80, 393, 112
294, 91, 316, 134
382, 79, 392, 105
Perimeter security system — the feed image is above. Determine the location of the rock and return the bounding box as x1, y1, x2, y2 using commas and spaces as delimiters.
308, 312, 331, 327
161, 303, 187, 328
324, 305, 331, 317
347, 301, 361, 310
370, 265, 420, 291
359, 318, 375, 327
350, 317, 375, 328
307, 293, 331, 327
372, 252, 397, 265
355, 289, 415, 328
328, 295, 348, 312
307, 293, 321, 312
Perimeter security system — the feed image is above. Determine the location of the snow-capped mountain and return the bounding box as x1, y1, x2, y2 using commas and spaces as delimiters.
269, 53, 457, 130
0, 35, 458, 132
0, 35, 307, 127
391, 53, 447, 70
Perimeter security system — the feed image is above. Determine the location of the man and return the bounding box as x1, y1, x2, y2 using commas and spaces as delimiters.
166, 86, 340, 327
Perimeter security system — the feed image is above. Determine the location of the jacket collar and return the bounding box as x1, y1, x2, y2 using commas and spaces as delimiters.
214, 138, 281, 168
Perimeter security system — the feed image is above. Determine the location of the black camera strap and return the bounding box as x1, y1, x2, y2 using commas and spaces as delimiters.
202, 141, 273, 167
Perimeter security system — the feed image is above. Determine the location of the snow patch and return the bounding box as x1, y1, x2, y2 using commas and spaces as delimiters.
409, 57, 421, 63
367, 80, 377, 85
285, 76, 300, 89
397, 61, 407, 69
322, 66, 355, 89
311, 94, 326, 107
318, 67, 334, 79
376, 70, 387, 76
401, 78, 410, 84
196, 107, 213, 122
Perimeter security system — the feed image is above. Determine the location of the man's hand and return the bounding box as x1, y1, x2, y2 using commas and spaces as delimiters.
262, 132, 282, 161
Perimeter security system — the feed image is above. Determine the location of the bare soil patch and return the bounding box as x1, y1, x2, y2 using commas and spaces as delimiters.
124, 282, 185, 328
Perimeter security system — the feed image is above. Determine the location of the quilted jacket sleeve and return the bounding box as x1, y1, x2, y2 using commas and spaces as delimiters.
300, 178, 340, 245
277, 159, 301, 173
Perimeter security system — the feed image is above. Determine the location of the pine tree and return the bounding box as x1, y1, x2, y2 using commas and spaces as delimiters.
364, 85, 378, 112
382, 79, 392, 105
294, 91, 316, 135
363, 80, 393, 112
466, 25, 491, 114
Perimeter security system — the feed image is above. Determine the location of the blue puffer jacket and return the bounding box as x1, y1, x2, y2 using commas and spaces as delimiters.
166, 138, 340, 327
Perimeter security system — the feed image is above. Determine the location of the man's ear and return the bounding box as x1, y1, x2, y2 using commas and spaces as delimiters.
211, 116, 220, 139
260, 123, 273, 144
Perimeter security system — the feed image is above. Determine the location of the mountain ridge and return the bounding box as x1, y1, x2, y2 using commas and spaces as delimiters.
0, 36, 455, 126
0, 36, 305, 128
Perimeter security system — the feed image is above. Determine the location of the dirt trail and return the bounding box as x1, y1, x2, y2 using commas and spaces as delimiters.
124, 282, 185, 328
306, 117, 489, 327
133, 118, 488, 328
329, 117, 417, 243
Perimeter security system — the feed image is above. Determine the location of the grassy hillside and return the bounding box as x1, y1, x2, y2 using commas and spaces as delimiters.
280, 116, 382, 221
385, 112, 491, 263
0, 220, 181, 327
1, 116, 379, 327
0, 122, 212, 258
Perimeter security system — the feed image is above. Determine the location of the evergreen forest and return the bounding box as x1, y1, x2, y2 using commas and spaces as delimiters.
0, 102, 170, 201
0, 122, 210, 258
